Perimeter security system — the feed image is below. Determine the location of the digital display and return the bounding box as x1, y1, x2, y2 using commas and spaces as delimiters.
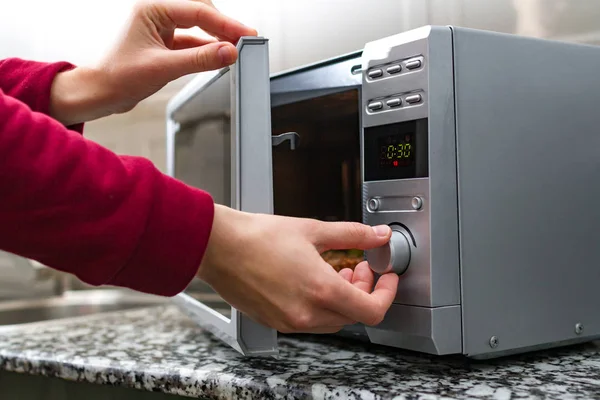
378, 133, 415, 169
364, 119, 428, 181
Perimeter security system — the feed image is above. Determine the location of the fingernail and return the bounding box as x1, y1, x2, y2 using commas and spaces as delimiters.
372, 225, 391, 237
218, 45, 233, 63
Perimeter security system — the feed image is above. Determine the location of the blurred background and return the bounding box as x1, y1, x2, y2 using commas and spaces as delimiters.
1, 0, 599, 174
1, 0, 600, 298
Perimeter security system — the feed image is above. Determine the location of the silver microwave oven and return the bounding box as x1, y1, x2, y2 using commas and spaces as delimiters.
165, 25, 600, 359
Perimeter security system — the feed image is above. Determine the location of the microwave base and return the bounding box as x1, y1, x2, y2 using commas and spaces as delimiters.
338, 303, 600, 360
335, 325, 600, 360
361, 303, 462, 356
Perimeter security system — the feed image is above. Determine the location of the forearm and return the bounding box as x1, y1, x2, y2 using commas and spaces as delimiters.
49, 66, 127, 126
0, 57, 128, 127
0, 90, 214, 296
0, 58, 81, 121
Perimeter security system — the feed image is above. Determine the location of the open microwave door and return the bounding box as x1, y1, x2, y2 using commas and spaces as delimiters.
166, 37, 277, 356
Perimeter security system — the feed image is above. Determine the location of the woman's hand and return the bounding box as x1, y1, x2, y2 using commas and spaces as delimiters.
198, 205, 399, 334
49, 0, 256, 126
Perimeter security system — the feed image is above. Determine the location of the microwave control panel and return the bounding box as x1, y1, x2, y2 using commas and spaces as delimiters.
360, 26, 460, 312
361, 27, 432, 306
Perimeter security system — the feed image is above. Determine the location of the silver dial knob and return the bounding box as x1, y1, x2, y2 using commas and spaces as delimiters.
365, 229, 411, 275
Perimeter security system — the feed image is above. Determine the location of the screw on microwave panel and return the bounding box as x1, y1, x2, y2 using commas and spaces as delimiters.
368, 198, 380, 212
411, 197, 423, 210
575, 323, 584, 335
489, 336, 499, 348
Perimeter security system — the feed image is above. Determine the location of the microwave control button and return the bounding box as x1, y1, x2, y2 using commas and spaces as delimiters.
367, 198, 380, 211
368, 101, 383, 111
411, 197, 423, 210
365, 229, 411, 275
405, 59, 422, 70
368, 69, 383, 79
386, 98, 402, 108
386, 65, 402, 74
405, 94, 422, 104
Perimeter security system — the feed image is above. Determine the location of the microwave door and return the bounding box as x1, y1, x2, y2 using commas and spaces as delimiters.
166, 37, 277, 357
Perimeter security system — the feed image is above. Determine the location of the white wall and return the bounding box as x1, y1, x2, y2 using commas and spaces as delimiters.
3, 0, 600, 75
2, 0, 600, 172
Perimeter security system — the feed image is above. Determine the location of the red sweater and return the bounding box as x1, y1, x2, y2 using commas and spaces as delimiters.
0, 58, 214, 296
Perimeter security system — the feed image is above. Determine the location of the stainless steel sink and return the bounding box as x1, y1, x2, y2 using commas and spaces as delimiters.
0, 288, 231, 328
0, 289, 170, 326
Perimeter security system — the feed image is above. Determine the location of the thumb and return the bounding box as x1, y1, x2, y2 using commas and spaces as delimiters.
164, 42, 238, 78
312, 221, 392, 253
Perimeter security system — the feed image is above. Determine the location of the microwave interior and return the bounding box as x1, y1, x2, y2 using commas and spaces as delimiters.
173, 72, 364, 310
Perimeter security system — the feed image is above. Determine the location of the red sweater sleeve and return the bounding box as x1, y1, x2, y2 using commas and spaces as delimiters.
0, 88, 214, 296
0, 58, 74, 115
0, 58, 85, 132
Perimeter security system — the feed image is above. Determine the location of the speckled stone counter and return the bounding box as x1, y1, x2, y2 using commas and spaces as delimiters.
1, 305, 600, 399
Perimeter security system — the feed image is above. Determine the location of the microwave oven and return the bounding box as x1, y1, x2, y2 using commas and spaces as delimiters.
165, 25, 600, 359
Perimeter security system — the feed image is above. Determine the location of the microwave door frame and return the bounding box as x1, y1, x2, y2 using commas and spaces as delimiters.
166, 37, 278, 357
270, 50, 363, 108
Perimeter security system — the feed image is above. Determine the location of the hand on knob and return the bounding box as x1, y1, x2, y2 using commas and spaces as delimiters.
196, 205, 399, 334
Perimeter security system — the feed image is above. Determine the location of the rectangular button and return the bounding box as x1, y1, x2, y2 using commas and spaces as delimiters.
405, 59, 422, 70
386, 98, 402, 107
405, 94, 422, 104
386, 65, 402, 74
368, 69, 383, 79
368, 101, 383, 111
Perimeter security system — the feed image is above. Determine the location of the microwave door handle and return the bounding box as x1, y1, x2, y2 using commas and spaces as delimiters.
272, 132, 300, 150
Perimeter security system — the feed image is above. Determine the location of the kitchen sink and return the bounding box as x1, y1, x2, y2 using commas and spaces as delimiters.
0, 288, 231, 328
0, 289, 170, 326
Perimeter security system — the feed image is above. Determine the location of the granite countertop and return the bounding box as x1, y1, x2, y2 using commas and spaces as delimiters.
1, 305, 600, 399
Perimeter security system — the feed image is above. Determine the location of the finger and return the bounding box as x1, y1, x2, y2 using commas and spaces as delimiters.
171, 33, 217, 50
338, 268, 353, 282
203, 31, 242, 45
189, 0, 216, 9
187, 0, 254, 43
279, 307, 355, 334
305, 309, 355, 329
351, 262, 374, 292
165, 41, 237, 77
176, 28, 230, 45
312, 221, 392, 253
162, 0, 257, 42
328, 272, 399, 326
295, 326, 346, 334
186, 0, 231, 41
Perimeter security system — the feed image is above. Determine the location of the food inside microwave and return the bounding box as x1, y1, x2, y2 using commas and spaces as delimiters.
321, 249, 364, 272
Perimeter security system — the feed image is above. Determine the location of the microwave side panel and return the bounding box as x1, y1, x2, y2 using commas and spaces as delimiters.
453, 27, 600, 358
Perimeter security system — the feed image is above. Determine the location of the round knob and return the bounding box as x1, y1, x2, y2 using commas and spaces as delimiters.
365, 229, 411, 275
